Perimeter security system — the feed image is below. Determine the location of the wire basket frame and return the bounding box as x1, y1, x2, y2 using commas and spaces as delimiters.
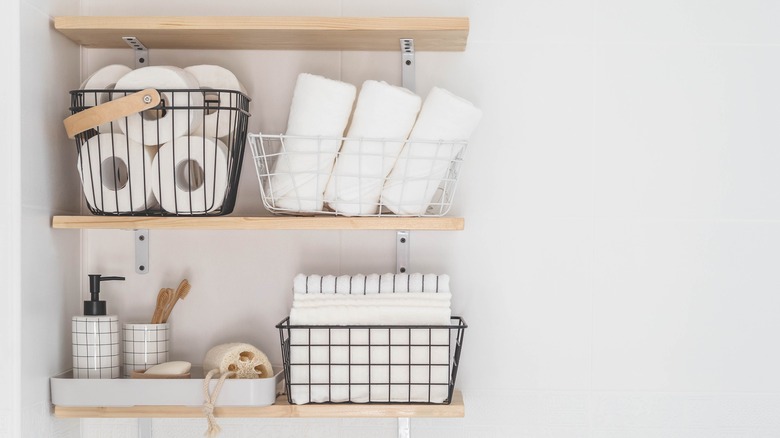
69, 88, 251, 216
249, 133, 467, 217
276, 316, 467, 405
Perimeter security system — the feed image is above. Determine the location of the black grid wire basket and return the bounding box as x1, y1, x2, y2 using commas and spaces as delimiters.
66, 88, 250, 216
276, 316, 467, 405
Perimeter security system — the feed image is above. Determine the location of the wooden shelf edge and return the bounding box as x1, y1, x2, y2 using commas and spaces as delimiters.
54, 391, 465, 419
51, 215, 465, 231
53, 16, 469, 51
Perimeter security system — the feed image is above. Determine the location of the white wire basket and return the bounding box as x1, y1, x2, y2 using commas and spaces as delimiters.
248, 133, 467, 217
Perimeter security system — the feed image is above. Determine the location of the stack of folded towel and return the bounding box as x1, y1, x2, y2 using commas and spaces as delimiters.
287, 273, 453, 404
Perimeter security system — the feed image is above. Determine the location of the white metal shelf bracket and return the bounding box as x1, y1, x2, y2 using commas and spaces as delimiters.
135, 229, 149, 274
123, 36, 149, 68
138, 418, 152, 438
398, 418, 411, 438
401, 38, 415, 92
396, 231, 410, 274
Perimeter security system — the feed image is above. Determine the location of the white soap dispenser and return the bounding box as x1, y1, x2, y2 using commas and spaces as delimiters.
72, 274, 124, 379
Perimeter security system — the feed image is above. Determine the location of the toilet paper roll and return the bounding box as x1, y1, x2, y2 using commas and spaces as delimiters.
184, 65, 247, 139
77, 133, 157, 213
150, 136, 230, 214
203, 343, 273, 379
115, 66, 204, 146
80, 64, 133, 133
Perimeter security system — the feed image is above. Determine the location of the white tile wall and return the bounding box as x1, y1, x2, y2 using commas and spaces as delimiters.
63, 0, 780, 436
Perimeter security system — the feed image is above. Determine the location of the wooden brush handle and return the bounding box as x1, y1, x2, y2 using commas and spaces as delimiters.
151, 288, 173, 324
161, 279, 189, 323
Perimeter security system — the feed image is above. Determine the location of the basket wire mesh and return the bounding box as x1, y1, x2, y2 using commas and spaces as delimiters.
249, 133, 466, 217
277, 316, 467, 404
70, 88, 250, 216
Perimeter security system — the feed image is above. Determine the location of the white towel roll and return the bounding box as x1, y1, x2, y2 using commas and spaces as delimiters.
184, 65, 247, 139
323, 80, 421, 215
293, 273, 450, 294
269, 73, 356, 212
80, 64, 133, 133
380, 87, 482, 215
77, 133, 156, 213
150, 136, 230, 214
115, 66, 204, 146
202, 343, 273, 379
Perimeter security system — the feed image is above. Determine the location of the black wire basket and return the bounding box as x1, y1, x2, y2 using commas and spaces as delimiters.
276, 316, 467, 405
65, 88, 250, 216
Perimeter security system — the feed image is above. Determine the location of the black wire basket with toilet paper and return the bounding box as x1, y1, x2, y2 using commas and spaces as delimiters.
64, 87, 250, 216
248, 133, 467, 217
277, 316, 467, 405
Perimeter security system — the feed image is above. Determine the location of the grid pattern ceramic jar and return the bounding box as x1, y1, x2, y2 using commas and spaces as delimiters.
72, 315, 120, 379
122, 323, 170, 377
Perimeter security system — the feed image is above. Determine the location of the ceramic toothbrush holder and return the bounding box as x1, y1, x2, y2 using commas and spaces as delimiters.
122, 322, 170, 378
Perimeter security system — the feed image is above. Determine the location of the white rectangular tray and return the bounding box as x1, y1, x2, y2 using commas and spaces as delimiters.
51, 366, 283, 407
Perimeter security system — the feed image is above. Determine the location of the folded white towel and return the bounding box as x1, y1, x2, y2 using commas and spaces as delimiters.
289, 306, 452, 326
293, 273, 450, 294
292, 292, 452, 309
323, 80, 422, 215
289, 327, 451, 404
269, 73, 356, 212
380, 87, 482, 215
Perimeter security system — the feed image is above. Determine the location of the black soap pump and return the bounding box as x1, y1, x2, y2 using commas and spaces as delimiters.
72, 274, 125, 379
84, 274, 125, 316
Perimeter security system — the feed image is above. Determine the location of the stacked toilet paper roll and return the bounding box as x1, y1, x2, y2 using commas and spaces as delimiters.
75, 64, 249, 214
202, 343, 273, 379
150, 135, 230, 214
77, 133, 156, 213
184, 65, 247, 139
80, 64, 133, 133
114, 66, 204, 146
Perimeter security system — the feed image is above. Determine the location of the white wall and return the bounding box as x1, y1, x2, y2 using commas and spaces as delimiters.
79, 1, 780, 437
19, 0, 82, 436
0, 1, 22, 436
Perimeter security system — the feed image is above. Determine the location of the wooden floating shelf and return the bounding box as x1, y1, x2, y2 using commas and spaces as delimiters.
53, 16, 469, 51
51, 215, 465, 231
54, 391, 464, 418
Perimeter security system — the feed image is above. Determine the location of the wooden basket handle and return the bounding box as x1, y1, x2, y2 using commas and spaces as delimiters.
63, 88, 162, 139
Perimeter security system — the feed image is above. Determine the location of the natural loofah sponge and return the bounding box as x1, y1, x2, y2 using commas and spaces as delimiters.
202, 342, 273, 379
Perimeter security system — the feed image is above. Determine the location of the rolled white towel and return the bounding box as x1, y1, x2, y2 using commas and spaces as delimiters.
321, 275, 336, 294
365, 273, 381, 293
323, 80, 421, 215
335, 275, 352, 294
269, 73, 356, 212
293, 273, 450, 294
380, 87, 482, 215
